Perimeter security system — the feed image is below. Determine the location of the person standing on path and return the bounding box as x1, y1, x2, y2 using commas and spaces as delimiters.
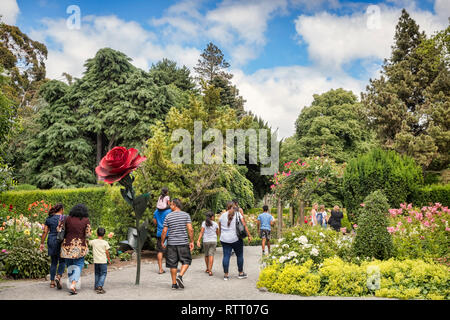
197, 211, 219, 276
59, 204, 91, 295
257, 205, 274, 255
310, 203, 319, 226
219, 201, 252, 281
160, 198, 194, 290
39, 203, 66, 289
328, 205, 344, 231
152, 187, 172, 274
89, 227, 111, 294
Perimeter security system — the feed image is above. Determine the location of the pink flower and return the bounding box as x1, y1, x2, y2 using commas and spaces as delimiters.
340, 227, 347, 233
360, 203, 365, 207
406, 217, 412, 223
353, 224, 358, 229
387, 227, 395, 234
397, 221, 402, 226
270, 184, 275, 189
420, 236, 425, 240
108, 232, 114, 239
1, 249, 7, 254
423, 221, 430, 227
446, 227, 450, 232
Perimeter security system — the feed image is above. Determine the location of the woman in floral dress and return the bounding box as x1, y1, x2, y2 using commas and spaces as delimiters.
59, 204, 91, 295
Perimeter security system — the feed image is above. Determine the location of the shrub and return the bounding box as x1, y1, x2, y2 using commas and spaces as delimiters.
387, 203, 450, 261
271, 261, 321, 296
409, 184, 450, 207
3, 238, 50, 279
257, 257, 449, 299
119, 252, 131, 261
352, 191, 394, 260
0, 187, 114, 228
10, 184, 37, 191
342, 149, 423, 222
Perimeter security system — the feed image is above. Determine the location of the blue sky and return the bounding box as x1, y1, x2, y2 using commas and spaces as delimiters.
1, 0, 449, 137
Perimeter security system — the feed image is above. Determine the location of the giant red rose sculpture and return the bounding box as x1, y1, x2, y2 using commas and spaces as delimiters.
95, 146, 146, 184
95, 146, 149, 285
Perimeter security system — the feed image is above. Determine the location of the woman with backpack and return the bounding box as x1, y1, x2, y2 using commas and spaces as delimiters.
39, 203, 66, 289
218, 201, 252, 281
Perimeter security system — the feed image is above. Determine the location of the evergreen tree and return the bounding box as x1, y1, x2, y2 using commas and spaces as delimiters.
149, 58, 196, 92
194, 42, 232, 82
71, 48, 188, 164
23, 80, 94, 188
362, 9, 449, 169
0, 21, 47, 109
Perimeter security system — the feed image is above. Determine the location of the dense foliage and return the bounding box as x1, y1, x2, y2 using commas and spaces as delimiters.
294, 89, 377, 163
362, 10, 450, 170
352, 191, 394, 260
342, 148, 423, 221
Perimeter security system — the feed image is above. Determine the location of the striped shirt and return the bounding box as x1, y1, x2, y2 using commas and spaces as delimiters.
163, 210, 192, 245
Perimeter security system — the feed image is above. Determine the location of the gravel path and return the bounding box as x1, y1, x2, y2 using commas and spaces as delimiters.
0, 246, 388, 300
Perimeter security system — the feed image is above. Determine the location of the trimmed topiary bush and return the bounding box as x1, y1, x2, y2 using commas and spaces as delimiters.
352, 190, 394, 260
342, 148, 423, 223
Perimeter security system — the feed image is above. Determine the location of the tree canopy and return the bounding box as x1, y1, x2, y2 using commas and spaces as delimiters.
362, 9, 450, 170
293, 88, 376, 163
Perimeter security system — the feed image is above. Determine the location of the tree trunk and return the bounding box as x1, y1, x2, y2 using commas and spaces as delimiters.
135, 219, 141, 285
289, 205, 293, 227
277, 198, 282, 238
298, 200, 305, 226
96, 132, 103, 165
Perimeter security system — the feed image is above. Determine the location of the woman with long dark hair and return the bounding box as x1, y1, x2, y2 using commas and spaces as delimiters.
196, 211, 219, 276
39, 203, 66, 289
59, 204, 91, 295
218, 201, 252, 281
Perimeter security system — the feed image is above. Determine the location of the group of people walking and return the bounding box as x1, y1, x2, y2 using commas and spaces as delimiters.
153, 188, 253, 289
39, 187, 345, 294
40, 203, 110, 295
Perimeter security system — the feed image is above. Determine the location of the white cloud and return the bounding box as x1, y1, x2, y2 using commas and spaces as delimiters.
29, 15, 200, 80
434, 0, 450, 24
152, 0, 288, 67
295, 5, 447, 71
0, 0, 20, 25
232, 66, 366, 138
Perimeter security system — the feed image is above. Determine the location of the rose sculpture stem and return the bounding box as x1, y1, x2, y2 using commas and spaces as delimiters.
118, 174, 150, 285
95, 147, 148, 285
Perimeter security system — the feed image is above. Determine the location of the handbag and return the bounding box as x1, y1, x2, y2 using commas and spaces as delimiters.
235, 211, 248, 239
56, 215, 66, 243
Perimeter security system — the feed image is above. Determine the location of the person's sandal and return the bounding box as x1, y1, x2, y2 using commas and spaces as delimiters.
69, 284, 77, 295
55, 276, 62, 290
97, 287, 105, 294
208, 271, 213, 276
50, 282, 56, 288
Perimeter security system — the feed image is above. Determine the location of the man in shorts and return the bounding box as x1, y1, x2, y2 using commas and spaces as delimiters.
257, 205, 274, 255
161, 198, 194, 289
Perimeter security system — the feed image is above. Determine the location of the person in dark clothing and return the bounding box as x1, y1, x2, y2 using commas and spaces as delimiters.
40, 203, 66, 289
328, 205, 344, 231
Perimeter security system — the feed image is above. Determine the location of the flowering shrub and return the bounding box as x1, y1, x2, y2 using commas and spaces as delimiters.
0, 215, 44, 251
257, 257, 449, 300
387, 203, 450, 261
261, 225, 355, 269
3, 238, 50, 279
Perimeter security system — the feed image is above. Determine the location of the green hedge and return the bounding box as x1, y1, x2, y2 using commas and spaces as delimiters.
409, 184, 450, 207
0, 186, 117, 229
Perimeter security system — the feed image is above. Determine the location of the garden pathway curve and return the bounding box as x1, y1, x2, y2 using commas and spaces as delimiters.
0, 246, 388, 300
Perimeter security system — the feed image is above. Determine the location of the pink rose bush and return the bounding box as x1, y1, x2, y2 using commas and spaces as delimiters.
386, 203, 449, 262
